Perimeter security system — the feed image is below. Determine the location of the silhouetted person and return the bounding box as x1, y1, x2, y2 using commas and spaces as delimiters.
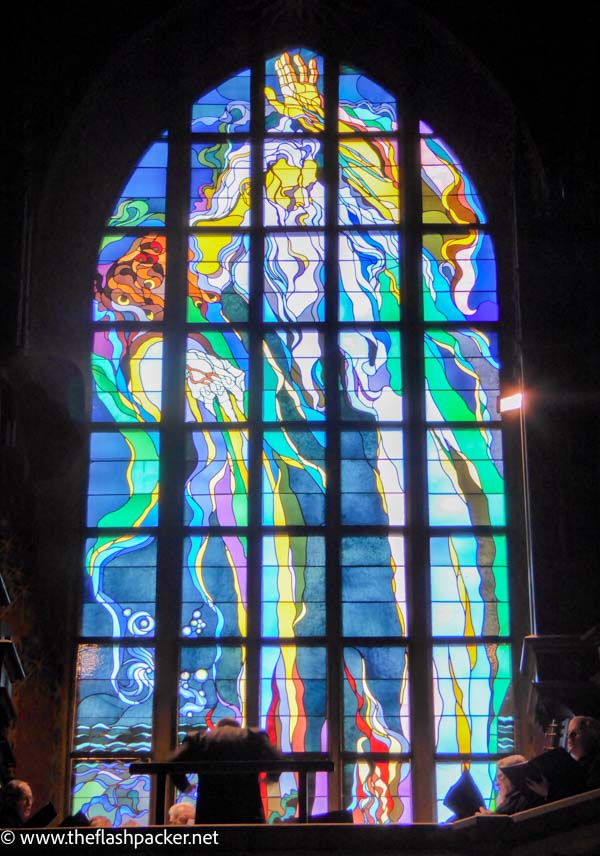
0, 780, 33, 828
170, 718, 280, 823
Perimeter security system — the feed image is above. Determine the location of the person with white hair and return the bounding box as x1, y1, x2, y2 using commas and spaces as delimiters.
566, 715, 600, 791
167, 802, 195, 825
477, 755, 544, 816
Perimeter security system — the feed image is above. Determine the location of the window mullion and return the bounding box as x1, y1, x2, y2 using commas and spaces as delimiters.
323, 54, 342, 812
152, 109, 191, 769
245, 59, 266, 728
402, 109, 436, 822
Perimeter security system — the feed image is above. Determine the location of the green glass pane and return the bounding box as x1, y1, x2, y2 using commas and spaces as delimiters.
427, 428, 505, 526
425, 329, 499, 422
87, 431, 160, 528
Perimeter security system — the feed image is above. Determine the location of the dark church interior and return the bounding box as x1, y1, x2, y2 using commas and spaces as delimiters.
2, 1, 599, 852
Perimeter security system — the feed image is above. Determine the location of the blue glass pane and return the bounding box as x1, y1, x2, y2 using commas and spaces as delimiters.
339, 66, 398, 132
108, 142, 167, 228
75, 644, 154, 752
427, 428, 505, 526
182, 535, 247, 638
260, 646, 327, 752
190, 142, 251, 227
192, 69, 251, 133
262, 536, 325, 637
83, 536, 156, 638
425, 329, 499, 422
341, 430, 404, 525
184, 431, 248, 526
264, 140, 324, 226
436, 762, 496, 822
343, 646, 410, 752
263, 329, 325, 421
263, 430, 326, 526
178, 645, 245, 738
92, 330, 162, 423
264, 233, 325, 322
340, 328, 402, 420
430, 535, 509, 638
339, 138, 400, 226
87, 431, 160, 528
342, 536, 406, 636
433, 644, 513, 754
72, 761, 151, 827
421, 135, 486, 225
188, 233, 250, 323
423, 232, 497, 323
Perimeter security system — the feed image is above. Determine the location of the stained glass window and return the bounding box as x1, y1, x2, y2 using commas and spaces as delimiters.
75, 49, 517, 824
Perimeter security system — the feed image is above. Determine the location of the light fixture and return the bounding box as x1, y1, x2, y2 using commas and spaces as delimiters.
498, 392, 523, 413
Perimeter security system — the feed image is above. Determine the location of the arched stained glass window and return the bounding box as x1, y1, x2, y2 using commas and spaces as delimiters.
74, 48, 513, 825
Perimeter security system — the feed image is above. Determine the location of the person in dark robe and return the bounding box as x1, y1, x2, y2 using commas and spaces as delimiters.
476, 755, 544, 816
170, 718, 281, 823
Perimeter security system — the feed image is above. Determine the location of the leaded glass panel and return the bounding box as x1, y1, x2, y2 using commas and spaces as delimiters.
77, 48, 517, 825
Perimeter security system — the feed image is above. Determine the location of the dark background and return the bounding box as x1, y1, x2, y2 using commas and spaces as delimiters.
4, 0, 599, 634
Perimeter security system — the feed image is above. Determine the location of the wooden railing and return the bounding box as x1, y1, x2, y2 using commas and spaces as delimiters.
129, 759, 334, 824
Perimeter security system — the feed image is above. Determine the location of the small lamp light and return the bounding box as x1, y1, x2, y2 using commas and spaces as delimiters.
498, 392, 523, 413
